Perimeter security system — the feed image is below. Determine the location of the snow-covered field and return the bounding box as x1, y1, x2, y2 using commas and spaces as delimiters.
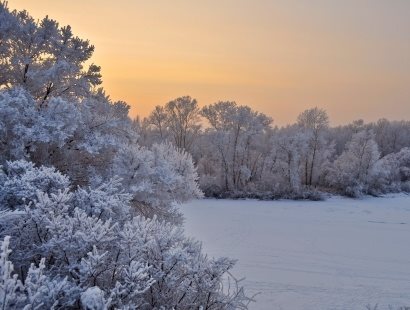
180, 195, 410, 310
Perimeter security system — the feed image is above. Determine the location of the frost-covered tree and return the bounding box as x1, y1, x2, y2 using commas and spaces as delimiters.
112, 142, 202, 223
326, 130, 380, 197
142, 96, 202, 152
0, 159, 70, 210
374, 147, 410, 193
328, 119, 368, 157
0, 2, 101, 103
165, 96, 201, 151
373, 119, 410, 157
200, 101, 272, 195
0, 88, 79, 162
146, 105, 170, 141
0, 87, 136, 186
142, 98, 410, 199
297, 107, 332, 187
0, 2, 201, 222
270, 125, 308, 195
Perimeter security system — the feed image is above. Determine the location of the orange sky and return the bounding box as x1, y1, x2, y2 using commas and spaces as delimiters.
9, 0, 410, 125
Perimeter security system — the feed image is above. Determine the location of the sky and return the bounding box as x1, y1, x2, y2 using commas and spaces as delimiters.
10, 0, 410, 125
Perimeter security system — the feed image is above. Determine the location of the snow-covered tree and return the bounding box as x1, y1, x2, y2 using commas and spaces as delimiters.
0, 87, 136, 186
165, 96, 201, 152
146, 105, 170, 142
297, 107, 332, 187
0, 4, 202, 224
200, 101, 272, 195
0, 88, 79, 162
112, 142, 202, 224
270, 125, 308, 195
326, 130, 380, 197
374, 147, 410, 193
0, 2, 101, 103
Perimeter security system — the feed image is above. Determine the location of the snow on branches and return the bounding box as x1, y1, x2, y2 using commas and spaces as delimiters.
0, 161, 250, 309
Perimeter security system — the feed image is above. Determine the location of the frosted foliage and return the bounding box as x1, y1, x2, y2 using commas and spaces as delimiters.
0, 88, 76, 160
142, 99, 410, 199
198, 101, 272, 194
0, 236, 78, 309
0, 236, 25, 309
270, 125, 308, 194
327, 130, 380, 197
0, 2, 101, 102
73, 176, 132, 221
0, 86, 132, 178
0, 87, 192, 223
0, 162, 251, 309
374, 147, 410, 192
0, 88, 192, 222
77, 92, 135, 154
165, 96, 201, 151
81, 287, 108, 310
0, 159, 70, 210
297, 108, 332, 187
113, 142, 202, 223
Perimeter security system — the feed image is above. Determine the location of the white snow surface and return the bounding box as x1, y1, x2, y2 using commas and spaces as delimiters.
180, 195, 410, 310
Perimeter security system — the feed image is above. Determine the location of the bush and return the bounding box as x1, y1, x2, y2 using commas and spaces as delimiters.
0, 161, 251, 309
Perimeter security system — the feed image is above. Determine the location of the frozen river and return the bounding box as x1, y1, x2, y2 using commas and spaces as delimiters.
181, 195, 410, 310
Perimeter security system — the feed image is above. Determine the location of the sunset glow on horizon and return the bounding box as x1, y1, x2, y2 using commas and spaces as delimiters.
10, 0, 410, 125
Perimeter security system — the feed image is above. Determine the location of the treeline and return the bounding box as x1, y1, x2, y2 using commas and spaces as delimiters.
0, 3, 251, 309
139, 98, 410, 199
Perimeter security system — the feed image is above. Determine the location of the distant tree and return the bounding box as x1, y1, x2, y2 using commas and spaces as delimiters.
271, 125, 308, 194
165, 96, 201, 151
297, 107, 331, 187
373, 119, 410, 157
332, 119, 368, 155
147, 105, 168, 140
327, 130, 380, 197
375, 147, 410, 192
200, 101, 272, 193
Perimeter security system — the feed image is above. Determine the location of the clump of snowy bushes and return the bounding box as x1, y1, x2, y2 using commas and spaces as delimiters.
0, 160, 250, 309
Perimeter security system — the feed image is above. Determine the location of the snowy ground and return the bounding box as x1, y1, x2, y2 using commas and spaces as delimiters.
180, 195, 410, 310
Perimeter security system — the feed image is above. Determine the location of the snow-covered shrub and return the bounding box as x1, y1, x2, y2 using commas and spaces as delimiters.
0, 160, 70, 210
0, 161, 250, 309
81, 287, 110, 310
0, 236, 79, 309
73, 176, 133, 222
113, 142, 202, 224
